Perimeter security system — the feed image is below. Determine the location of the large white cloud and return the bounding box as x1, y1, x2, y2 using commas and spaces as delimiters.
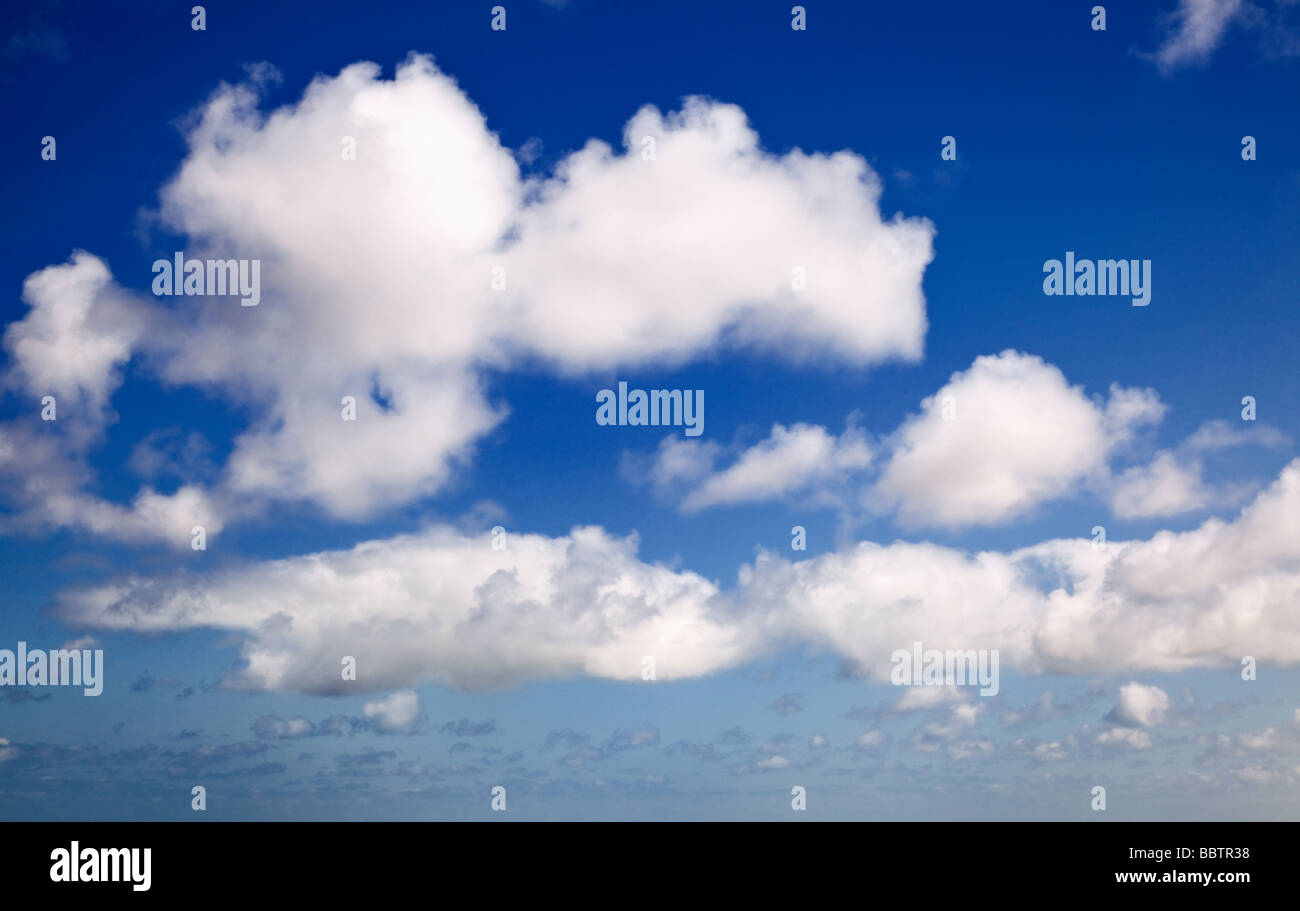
500, 97, 934, 369
54, 525, 755, 693
53, 458, 1300, 693
1, 56, 934, 532
870, 351, 1164, 528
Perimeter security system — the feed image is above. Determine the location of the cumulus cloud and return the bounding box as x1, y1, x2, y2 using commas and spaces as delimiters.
1105, 420, 1287, 518
2, 253, 150, 422
642, 351, 1224, 526
1107, 683, 1171, 727
15, 58, 1300, 696
54, 525, 753, 693
659, 423, 870, 512
363, 690, 421, 734
742, 456, 1300, 681
869, 350, 1163, 528
0, 254, 221, 547
1109, 451, 1218, 518
51, 458, 1300, 692
0, 54, 934, 544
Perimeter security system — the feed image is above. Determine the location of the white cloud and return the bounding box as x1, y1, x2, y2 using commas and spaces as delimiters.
1105, 419, 1287, 518
1109, 451, 1215, 518
0, 738, 16, 763
1, 56, 934, 534
1108, 683, 1171, 727
55, 525, 753, 693
1154, 0, 1245, 71
1184, 419, 1289, 453
0, 256, 222, 547
742, 457, 1300, 680
676, 423, 869, 511
3, 252, 146, 422
637, 436, 722, 498
52, 458, 1300, 693
1097, 727, 1153, 749
644, 352, 1229, 525
363, 690, 421, 734
869, 350, 1163, 528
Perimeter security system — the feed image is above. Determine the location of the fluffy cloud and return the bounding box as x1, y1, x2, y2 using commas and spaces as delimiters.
1107, 683, 1171, 727
54, 525, 753, 693
741, 457, 1300, 681
363, 691, 421, 734
3, 253, 146, 421
500, 96, 933, 369
644, 351, 1211, 525
53, 458, 1300, 693
870, 350, 1163, 528
1106, 420, 1285, 518
0, 254, 223, 546
0, 55, 933, 539
1109, 451, 1217, 518
666, 423, 870, 511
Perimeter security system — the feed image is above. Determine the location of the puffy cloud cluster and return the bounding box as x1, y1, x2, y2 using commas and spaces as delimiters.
646, 350, 1285, 527
7, 54, 1298, 709
55, 525, 753, 693
53, 459, 1300, 693
646, 350, 1171, 525
0, 254, 222, 546
0, 54, 935, 538
871, 351, 1163, 527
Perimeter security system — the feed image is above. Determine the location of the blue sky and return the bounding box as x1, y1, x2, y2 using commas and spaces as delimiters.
1, 0, 1299, 820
